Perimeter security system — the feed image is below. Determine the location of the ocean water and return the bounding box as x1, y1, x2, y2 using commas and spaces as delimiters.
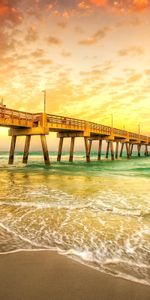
0, 151, 150, 286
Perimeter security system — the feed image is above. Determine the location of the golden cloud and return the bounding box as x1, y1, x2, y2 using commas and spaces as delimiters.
118, 46, 144, 56
31, 49, 45, 58
47, 36, 62, 45
79, 27, 110, 45
25, 26, 38, 42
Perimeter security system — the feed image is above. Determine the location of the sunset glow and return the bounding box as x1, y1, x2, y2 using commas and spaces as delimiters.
0, 0, 150, 144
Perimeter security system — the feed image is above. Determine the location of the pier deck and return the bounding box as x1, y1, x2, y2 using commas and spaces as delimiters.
0, 105, 149, 165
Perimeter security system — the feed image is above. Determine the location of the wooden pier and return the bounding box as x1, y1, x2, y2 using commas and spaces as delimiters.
0, 105, 149, 165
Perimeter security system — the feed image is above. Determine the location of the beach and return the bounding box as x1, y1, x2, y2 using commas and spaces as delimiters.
0, 250, 150, 300
0, 152, 150, 297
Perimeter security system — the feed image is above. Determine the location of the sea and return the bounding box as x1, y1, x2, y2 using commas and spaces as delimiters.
0, 151, 149, 286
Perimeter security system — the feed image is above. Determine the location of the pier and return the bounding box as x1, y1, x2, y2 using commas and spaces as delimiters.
0, 105, 149, 165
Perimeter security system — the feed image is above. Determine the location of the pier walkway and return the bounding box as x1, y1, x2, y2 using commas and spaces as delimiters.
0, 105, 149, 165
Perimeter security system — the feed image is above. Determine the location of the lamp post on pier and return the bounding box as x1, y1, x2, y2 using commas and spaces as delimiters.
138, 123, 140, 139
101, 113, 114, 131
42, 90, 46, 114
138, 122, 143, 139
110, 113, 113, 133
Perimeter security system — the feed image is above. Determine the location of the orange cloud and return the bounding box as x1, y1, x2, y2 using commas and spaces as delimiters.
79, 27, 110, 45
133, 0, 149, 10
0, 1, 22, 27
78, 1, 91, 9
89, 0, 107, 6
0, 4, 9, 15
47, 36, 62, 45
81, 0, 150, 12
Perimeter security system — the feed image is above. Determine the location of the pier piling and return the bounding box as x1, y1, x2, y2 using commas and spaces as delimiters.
130, 144, 133, 157
69, 137, 75, 162
98, 140, 102, 161
89, 140, 92, 156
84, 137, 90, 162
126, 143, 130, 159
23, 135, 31, 164
57, 137, 64, 162
120, 143, 124, 157
137, 144, 141, 157
110, 142, 114, 160
115, 142, 119, 159
8, 136, 17, 164
40, 135, 50, 165
144, 145, 148, 156
106, 142, 110, 159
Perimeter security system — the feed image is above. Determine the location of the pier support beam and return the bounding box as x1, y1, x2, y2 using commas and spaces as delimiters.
120, 143, 124, 157
57, 137, 64, 162
98, 140, 102, 161
22, 135, 31, 164
137, 144, 141, 157
84, 137, 90, 162
130, 144, 133, 157
40, 135, 50, 165
106, 142, 110, 159
89, 140, 92, 156
8, 136, 17, 164
115, 142, 119, 159
144, 145, 148, 156
69, 137, 75, 162
126, 143, 130, 159
110, 142, 114, 160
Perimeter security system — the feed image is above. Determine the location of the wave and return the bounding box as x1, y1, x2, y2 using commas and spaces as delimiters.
0, 243, 149, 286
0, 200, 150, 218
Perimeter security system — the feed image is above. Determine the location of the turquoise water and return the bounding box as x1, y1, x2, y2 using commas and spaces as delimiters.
0, 151, 150, 285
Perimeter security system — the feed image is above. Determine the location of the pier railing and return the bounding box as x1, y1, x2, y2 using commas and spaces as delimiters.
47, 114, 147, 140
0, 107, 149, 143
0, 106, 33, 123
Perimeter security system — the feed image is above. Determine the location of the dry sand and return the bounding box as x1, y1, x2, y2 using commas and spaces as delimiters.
0, 251, 149, 300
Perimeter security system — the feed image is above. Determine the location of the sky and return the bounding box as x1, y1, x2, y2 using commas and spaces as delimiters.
0, 0, 150, 149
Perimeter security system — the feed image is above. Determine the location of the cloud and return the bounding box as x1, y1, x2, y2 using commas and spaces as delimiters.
25, 26, 38, 42
47, 36, 62, 45
127, 73, 142, 83
0, 1, 23, 27
115, 17, 142, 28
0, 0, 149, 31
89, 0, 107, 6
31, 49, 45, 57
61, 49, 72, 57
78, 1, 91, 9
78, 0, 150, 12
79, 26, 110, 45
133, 0, 149, 11
57, 21, 68, 29
0, 29, 16, 56
36, 59, 53, 65
145, 69, 150, 76
118, 46, 144, 56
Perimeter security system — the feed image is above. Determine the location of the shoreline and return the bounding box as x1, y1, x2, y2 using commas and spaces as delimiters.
0, 250, 149, 300
0, 248, 149, 287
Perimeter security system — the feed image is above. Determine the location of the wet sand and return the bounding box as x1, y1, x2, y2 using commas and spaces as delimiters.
0, 251, 149, 300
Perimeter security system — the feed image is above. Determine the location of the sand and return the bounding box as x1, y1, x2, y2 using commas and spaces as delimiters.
0, 251, 149, 300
